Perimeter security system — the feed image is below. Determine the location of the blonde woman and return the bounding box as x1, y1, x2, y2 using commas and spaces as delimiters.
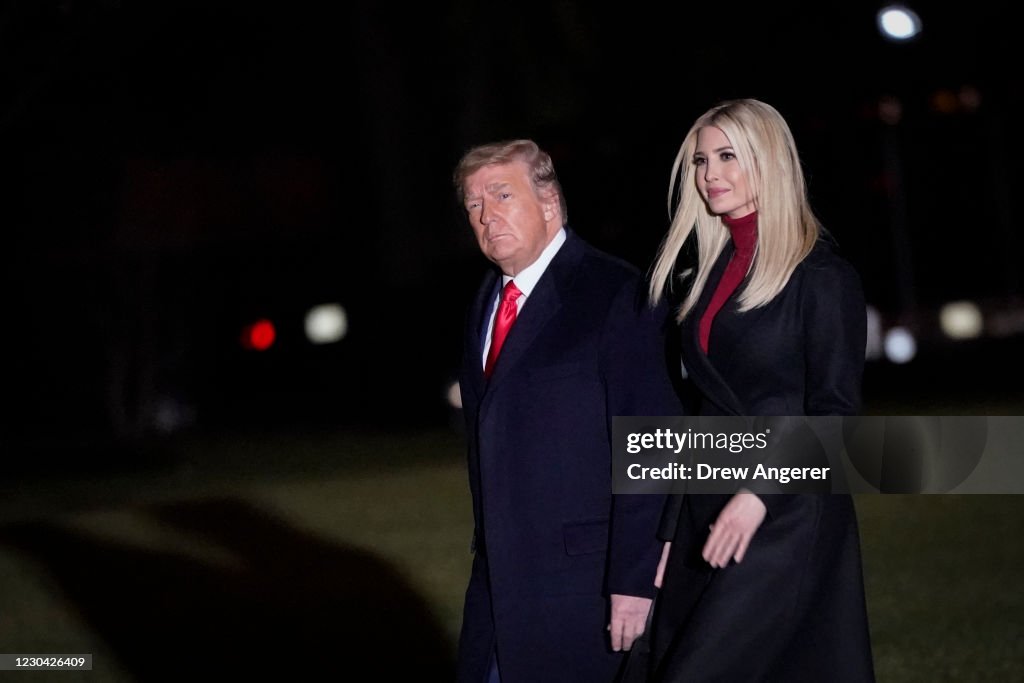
646, 100, 875, 681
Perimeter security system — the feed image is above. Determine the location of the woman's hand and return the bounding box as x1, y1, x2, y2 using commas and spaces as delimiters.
702, 490, 767, 568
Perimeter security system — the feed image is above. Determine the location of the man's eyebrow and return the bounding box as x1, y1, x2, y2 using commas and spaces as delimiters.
465, 181, 512, 203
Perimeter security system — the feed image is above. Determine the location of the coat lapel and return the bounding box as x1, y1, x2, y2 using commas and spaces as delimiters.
681, 244, 746, 415
464, 270, 499, 400
482, 230, 583, 392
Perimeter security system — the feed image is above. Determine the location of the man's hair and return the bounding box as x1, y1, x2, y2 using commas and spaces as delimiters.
453, 139, 568, 223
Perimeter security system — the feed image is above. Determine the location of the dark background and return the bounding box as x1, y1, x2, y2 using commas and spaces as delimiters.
2, 1, 1022, 457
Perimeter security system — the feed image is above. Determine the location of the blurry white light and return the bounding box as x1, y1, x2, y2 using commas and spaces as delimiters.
865, 305, 883, 360
447, 381, 463, 410
304, 303, 348, 344
884, 327, 917, 364
939, 301, 983, 340
878, 5, 922, 41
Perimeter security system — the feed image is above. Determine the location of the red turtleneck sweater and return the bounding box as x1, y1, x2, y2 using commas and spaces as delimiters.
698, 211, 758, 353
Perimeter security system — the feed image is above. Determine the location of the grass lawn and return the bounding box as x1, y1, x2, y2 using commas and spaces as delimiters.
0, 427, 1021, 681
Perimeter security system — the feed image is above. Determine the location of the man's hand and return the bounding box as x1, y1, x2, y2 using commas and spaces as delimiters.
702, 490, 767, 568
608, 594, 653, 651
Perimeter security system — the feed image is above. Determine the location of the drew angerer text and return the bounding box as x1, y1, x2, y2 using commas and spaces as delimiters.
626, 462, 831, 484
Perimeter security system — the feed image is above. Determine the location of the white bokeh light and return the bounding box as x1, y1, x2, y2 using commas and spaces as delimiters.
884, 326, 917, 364
304, 303, 349, 344
447, 381, 463, 410
939, 301, 983, 340
865, 305, 883, 360
878, 5, 922, 41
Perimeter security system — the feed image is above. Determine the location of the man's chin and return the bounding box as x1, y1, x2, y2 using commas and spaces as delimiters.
486, 248, 517, 267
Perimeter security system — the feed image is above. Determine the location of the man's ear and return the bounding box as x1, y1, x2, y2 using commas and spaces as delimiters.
540, 189, 560, 224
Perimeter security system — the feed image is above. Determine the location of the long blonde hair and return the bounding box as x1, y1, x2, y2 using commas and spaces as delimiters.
649, 99, 820, 321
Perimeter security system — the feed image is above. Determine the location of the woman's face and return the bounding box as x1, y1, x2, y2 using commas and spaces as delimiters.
693, 126, 756, 219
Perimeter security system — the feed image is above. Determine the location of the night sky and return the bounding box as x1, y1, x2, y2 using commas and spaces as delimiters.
2, 1, 1021, 445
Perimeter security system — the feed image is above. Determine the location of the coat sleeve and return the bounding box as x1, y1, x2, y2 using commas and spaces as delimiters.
757, 255, 866, 519
601, 278, 684, 597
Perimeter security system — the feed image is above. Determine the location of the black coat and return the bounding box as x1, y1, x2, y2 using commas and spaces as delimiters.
457, 230, 683, 683
651, 238, 876, 682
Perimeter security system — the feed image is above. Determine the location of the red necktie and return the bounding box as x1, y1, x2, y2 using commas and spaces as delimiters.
484, 280, 522, 378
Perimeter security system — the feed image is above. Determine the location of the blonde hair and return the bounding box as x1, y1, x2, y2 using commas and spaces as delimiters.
649, 99, 820, 321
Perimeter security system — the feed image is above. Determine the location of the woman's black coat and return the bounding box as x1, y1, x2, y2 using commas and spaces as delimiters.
651, 238, 876, 682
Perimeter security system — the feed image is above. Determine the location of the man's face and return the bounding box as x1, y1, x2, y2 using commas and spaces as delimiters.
463, 160, 559, 276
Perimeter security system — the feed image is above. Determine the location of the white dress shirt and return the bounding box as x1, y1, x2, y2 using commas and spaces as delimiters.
482, 228, 567, 368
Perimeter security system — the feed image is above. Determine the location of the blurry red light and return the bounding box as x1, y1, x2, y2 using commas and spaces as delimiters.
241, 319, 276, 351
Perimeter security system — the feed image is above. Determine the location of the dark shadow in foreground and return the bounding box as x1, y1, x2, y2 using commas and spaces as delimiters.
0, 497, 455, 680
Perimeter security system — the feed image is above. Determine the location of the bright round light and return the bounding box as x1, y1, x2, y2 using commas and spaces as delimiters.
940, 301, 983, 340
884, 326, 917, 364
878, 6, 922, 41
304, 303, 349, 344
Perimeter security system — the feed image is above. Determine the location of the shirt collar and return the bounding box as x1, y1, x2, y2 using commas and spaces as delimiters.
501, 227, 567, 297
